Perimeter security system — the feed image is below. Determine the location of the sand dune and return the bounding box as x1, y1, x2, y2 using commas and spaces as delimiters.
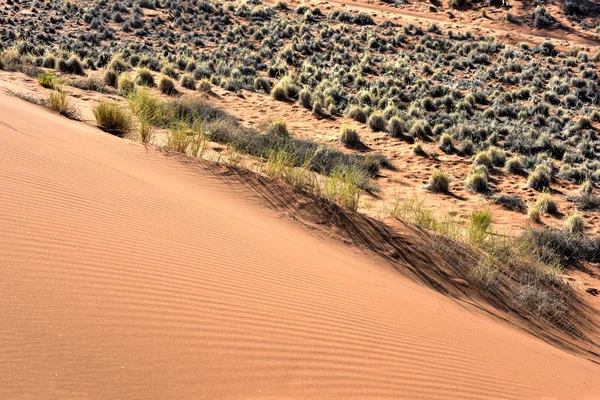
1, 92, 599, 399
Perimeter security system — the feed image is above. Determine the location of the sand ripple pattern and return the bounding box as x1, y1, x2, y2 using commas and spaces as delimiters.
1, 93, 599, 399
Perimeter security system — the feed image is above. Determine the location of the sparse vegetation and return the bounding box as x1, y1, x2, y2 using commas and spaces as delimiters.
425, 169, 451, 193
339, 125, 360, 147
93, 101, 133, 137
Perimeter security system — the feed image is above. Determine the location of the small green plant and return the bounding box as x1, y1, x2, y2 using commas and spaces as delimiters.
425, 169, 451, 193
135, 68, 155, 87
505, 156, 523, 173
528, 204, 542, 222
265, 119, 290, 137
413, 142, 424, 155
198, 78, 211, 93
271, 83, 288, 100
468, 208, 492, 245
528, 164, 552, 191
439, 133, 453, 152
167, 123, 192, 153
387, 116, 405, 138
180, 74, 196, 90
465, 167, 489, 193
93, 101, 133, 137
339, 125, 360, 147
48, 90, 78, 119
118, 74, 135, 96
158, 75, 176, 95
367, 111, 386, 132
564, 213, 584, 234
37, 71, 59, 89
137, 118, 154, 145
535, 191, 558, 215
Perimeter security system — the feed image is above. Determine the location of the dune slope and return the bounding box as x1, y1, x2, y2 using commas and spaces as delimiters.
1, 92, 599, 399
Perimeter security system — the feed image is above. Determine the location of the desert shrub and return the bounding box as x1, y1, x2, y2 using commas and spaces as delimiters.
460, 139, 474, 156
473, 150, 492, 168
299, 89, 312, 109
492, 194, 526, 212
253, 77, 271, 93
93, 101, 133, 137
37, 72, 59, 89
526, 226, 600, 263
564, 213, 584, 234
425, 169, 451, 193
533, 6, 555, 29
410, 120, 431, 139
439, 133, 453, 153
271, 83, 288, 100
580, 180, 594, 195
505, 156, 523, 173
387, 117, 405, 138
104, 70, 118, 87
118, 73, 135, 96
137, 118, 154, 145
465, 167, 489, 193
109, 56, 129, 73
535, 191, 558, 215
528, 204, 541, 222
135, 68, 155, 87
527, 164, 551, 191
198, 78, 211, 93
347, 105, 367, 123
158, 75, 176, 95
339, 125, 360, 147
42, 56, 57, 69
58, 56, 85, 75
488, 147, 506, 167
180, 74, 196, 90
312, 98, 325, 117
468, 208, 492, 245
265, 119, 290, 137
413, 142, 424, 155
367, 111, 386, 132
48, 90, 78, 119
450, 0, 467, 8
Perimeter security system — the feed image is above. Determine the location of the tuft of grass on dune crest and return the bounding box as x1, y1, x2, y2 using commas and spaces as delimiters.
37, 71, 60, 89
93, 101, 133, 137
389, 192, 583, 331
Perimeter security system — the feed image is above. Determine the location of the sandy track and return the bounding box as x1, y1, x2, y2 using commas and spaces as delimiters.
1, 92, 599, 399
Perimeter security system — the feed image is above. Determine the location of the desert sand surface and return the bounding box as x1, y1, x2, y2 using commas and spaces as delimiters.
1, 92, 600, 399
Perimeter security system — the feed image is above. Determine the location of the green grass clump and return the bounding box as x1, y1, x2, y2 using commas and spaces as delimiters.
535, 191, 558, 215
339, 125, 360, 147
505, 156, 523, 173
180, 74, 196, 90
118, 74, 135, 96
468, 208, 492, 245
93, 101, 133, 137
198, 78, 211, 93
135, 68, 155, 87
158, 75, 176, 95
37, 71, 59, 89
265, 119, 290, 137
527, 164, 552, 191
367, 111, 386, 132
564, 213, 584, 234
425, 169, 451, 193
465, 167, 489, 192
127, 87, 170, 126
48, 90, 77, 119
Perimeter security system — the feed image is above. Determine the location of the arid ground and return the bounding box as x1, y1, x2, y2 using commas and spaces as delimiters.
2, 0, 600, 398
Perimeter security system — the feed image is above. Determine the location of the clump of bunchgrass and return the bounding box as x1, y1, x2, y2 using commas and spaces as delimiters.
37, 71, 60, 89
339, 125, 360, 147
93, 101, 133, 137
425, 169, 451, 193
